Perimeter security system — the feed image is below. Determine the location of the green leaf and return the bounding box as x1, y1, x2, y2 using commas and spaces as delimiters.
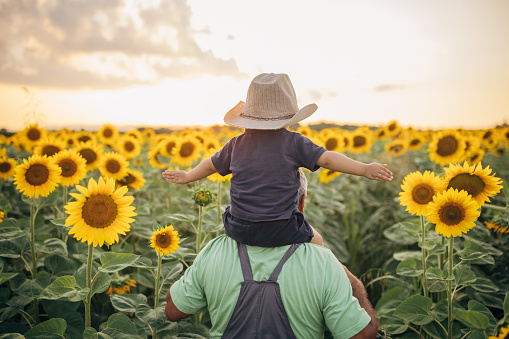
135, 304, 167, 328
110, 294, 147, 313
0, 218, 20, 229
469, 277, 499, 293
41, 238, 68, 256
99, 252, 140, 273
455, 309, 489, 330
453, 264, 477, 286
15, 272, 51, 299
73, 263, 109, 297
393, 251, 421, 262
24, 318, 67, 338
467, 300, 498, 335
83, 327, 113, 339
0, 227, 26, 241
378, 314, 408, 335
160, 262, 183, 285
425, 267, 444, 280
394, 295, 434, 325
50, 218, 67, 227
504, 291, 509, 314
45, 255, 79, 276
383, 223, 419, 245
130, 257, 153, 269
166, 213, 196, 223
40, 276, 89, 302
396, 259, 423, 277
375, 287, 410, 316
0, 273, 17, 285
0, 199, 13, 214
0, 233, 28, 258
459, 240, 494, 264
418, 240, 437, 250
98, 313, 139, 338
0, 334, 24, 339
423, 321, 447, 339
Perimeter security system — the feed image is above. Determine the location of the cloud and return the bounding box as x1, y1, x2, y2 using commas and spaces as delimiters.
0, 0, 245, 89
373, 84, 407, 92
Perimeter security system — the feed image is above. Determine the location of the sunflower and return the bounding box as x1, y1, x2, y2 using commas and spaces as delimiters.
318, 168, 341, 183
172, 135, 202, 166
480, 129, 498, 149
0, 211, 4, 224
374, 126, 388, 140
52, 149, 87, 187
0, 147, 6, 158
19, 124, 47, 150
14, 154, 61, 198
117, 169, 145, 190
64, 177, 136, 247
203, 138, 221, 153
32, 136, 66, 157
116, 135, 141, 160
74, 131, 97, 144
498, 127, 509, 147
75, 141, 104, 171
96, 124, 119, 146
150, 225, 180, 256
296, 126, 315, 138
386, 139, 408, 157
488, 324, 509, 339
385, 120, 402, 138
443, 162, 503, 206
484, 222, 509, 235
408, 132, 427, 151
99, 152, 129, 181
125, 129, 143, 141
158, 135, 179, 157
320, 130, 344, 152
427, 188, 480, 238
106, 274, 137, 295
148, 146, 168, 169
0, 158, 17, 180
141, 128, 156, 141
466, 149, 484, 165
350, 127, 374, 153
64, 133, 77, 148
399, 171, 446, 216
192, 185, 214, 206
428, 129, 467, 166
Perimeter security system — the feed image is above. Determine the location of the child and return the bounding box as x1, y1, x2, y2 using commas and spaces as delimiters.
163, 73, 393, 247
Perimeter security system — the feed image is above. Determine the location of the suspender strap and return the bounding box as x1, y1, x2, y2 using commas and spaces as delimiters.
268, 243, 301, 282
237, 242, 302, 282
237, 242, 253, 281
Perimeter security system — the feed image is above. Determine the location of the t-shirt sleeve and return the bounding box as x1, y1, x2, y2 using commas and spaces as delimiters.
294, 133, 327, 171
323, 255, 372, 338
169, 256, 207, 315
211, 139, 234, 176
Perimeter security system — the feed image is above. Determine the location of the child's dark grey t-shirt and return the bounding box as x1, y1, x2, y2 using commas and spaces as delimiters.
211, 128, 326, 222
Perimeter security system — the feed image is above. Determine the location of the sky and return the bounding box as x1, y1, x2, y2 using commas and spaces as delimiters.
1, 0, 508, 132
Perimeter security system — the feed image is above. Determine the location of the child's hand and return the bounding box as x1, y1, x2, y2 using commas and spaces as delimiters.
365, 163, 393, 182
162, 169, 189, 184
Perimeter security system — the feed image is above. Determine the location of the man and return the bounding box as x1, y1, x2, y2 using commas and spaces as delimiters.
166, 170, 378, 338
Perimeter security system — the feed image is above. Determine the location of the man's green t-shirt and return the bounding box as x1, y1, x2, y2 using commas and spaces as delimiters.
170, 235, 371, 338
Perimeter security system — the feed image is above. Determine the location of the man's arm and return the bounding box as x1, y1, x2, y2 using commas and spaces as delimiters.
165, 289, 191, 322
342, 265, 378, 339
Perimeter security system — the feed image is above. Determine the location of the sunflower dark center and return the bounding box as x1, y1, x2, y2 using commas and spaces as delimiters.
25, 164, 49, 186
27, 128, 41, 141
180, 142, 194, 157
437, 136, 458, 156
124, 173, 135, 185
326, 170, 337, 177
343, 137, 350, 147
59, 159, 77, 177
353, 136, 366, 147
106, 159, 121, 174
124, 141, 135, 152
412, 184, 434, 204
0, 162, 12, 173
82, 195, 118, 228
447, 173, 485, 197
388, 123, 397, 131
166, 142, 176, 155
67, 139, 74, 146
156, 233, 172, 248
439, 203, 465, 226
390, 145, 403, 153
410, 139, 420, 146
325, 138, 338, 150
42, 145, 61, 157
378, 130, 386, 137
79, 149, 97, 164
103, 128, 113, 138
78, 136, 91, 143
483, 131, 492, 139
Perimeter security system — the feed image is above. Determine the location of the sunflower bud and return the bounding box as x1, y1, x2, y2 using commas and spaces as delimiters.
192, 185, 214, 207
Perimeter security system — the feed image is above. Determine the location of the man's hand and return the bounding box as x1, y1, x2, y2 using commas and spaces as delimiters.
162, 169, 189, 184
364, 163, 393, 182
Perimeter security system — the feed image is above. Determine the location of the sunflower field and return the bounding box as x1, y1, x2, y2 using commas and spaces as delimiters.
0, 121, 508, 338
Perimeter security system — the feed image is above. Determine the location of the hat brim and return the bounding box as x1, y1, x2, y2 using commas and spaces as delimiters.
224, 101, 318, 130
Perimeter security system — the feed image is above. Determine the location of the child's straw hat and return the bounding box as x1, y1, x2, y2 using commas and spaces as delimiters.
224, 73, 318, 130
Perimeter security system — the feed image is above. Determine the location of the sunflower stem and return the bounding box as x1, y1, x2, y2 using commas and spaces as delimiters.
62, 186, 67, 216
29, 203, 40, 324
167, 183, 172, 213
447, 236, 454, 339
196, 205, 203, 253
481, 203, 508, 211
420, 215, 428, 298
85, 244, 94, 328
152, 253, 162, 339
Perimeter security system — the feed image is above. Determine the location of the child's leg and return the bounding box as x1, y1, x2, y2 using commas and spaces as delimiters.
309, 225, 324, 246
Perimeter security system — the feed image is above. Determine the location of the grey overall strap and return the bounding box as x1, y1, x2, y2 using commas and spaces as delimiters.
237, 242, 301, 282
237, 242, 253, 281
268, 243, 301, 281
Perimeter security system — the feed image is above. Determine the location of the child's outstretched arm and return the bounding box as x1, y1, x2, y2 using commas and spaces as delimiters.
162, 158, 217, 184
316, 151, 393, 182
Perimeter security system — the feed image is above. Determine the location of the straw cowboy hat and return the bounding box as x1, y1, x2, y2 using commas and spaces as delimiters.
224, 73, 318, 130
